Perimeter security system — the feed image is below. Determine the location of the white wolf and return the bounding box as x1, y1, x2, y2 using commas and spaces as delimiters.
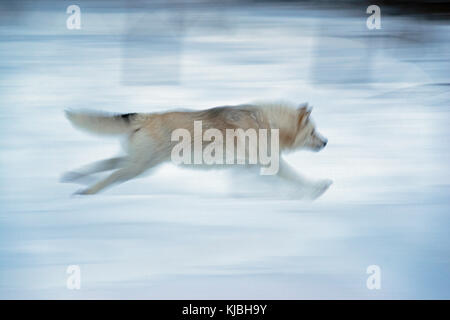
62, 101, 332, 198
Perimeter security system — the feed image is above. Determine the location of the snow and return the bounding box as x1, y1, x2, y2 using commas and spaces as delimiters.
0, 1, 449, 299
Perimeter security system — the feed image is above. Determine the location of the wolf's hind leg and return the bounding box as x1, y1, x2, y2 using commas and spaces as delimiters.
74, 162, 148, 195
61, 156, 126, 183
74, 151, 166, 195
74, 129, 169, 195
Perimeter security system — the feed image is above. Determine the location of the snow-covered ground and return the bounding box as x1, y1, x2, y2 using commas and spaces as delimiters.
0, 1, 449, 299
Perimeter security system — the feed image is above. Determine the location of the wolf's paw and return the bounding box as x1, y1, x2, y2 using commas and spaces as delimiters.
306, 179, 333, 200
73, 188, 94, 196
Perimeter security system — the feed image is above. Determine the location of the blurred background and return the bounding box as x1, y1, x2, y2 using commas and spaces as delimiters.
0, 0, 449, 299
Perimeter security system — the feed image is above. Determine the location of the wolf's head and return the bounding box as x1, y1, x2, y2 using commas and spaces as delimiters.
292, 105, 328, 152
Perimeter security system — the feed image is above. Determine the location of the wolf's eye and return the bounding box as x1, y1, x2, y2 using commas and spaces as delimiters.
311, 129, 315, 136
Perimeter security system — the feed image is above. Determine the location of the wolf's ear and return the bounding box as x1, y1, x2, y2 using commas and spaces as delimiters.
298, 103, 312, 114
298, 102, 308, 112
298, 103, 311, 126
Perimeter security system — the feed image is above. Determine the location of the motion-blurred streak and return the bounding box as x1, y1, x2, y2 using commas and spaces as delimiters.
121, 0, 232, 86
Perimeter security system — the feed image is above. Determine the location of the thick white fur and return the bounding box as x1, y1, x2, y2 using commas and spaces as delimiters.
63, 101, 332, 197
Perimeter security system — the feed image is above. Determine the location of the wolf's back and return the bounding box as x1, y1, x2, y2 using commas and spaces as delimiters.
65, 110, 144, 135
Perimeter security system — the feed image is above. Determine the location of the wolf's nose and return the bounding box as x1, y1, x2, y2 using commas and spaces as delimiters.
323, 139, 328, 147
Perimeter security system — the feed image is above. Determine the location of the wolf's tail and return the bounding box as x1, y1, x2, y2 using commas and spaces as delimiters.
65, 110, 145, 135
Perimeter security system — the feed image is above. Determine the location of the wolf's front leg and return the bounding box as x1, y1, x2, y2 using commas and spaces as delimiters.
277, 158, 332, 199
